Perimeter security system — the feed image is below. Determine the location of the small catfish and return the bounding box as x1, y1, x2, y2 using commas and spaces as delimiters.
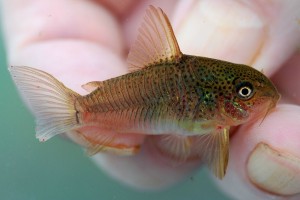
9, 5, 280, 179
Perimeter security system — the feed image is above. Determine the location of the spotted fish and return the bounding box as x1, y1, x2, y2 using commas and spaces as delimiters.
9, 5, 280, 179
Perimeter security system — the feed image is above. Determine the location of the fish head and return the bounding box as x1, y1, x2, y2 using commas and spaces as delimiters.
216, 63, 280, 126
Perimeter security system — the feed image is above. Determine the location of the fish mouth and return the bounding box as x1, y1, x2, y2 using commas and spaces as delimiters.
256, 88, 280, 125
258, 93, 280, 125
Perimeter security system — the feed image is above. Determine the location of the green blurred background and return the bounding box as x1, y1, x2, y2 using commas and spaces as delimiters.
0, 32, 230, 200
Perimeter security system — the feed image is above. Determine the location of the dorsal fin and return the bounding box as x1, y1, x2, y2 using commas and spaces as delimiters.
127, 5, 182, 72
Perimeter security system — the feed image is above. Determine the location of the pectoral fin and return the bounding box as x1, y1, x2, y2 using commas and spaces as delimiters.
152, 127, 229, 178
193, 127, 230, 179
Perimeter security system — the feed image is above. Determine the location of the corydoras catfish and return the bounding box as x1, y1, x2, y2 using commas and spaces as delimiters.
9, 5, 280, 179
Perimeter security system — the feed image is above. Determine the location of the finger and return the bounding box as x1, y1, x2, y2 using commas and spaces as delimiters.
172, 0, 300, 75
215, 104, 300, 199
1, 0, 126, 93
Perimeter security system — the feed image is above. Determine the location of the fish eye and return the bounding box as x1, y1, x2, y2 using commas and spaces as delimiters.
236, 82, 254, 100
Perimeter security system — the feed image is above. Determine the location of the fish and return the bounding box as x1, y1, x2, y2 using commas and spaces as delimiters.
9, 5, 280, 179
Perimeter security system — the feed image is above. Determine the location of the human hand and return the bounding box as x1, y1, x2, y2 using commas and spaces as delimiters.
1, 0, 300, 199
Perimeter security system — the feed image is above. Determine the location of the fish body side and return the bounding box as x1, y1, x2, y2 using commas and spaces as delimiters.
75, 55, 222, 138
75, 54, 278, 137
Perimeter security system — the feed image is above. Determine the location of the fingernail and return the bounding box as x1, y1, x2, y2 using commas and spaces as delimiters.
247, 143, 300, 196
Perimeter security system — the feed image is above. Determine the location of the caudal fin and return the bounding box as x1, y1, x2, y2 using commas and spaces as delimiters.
9, 66, 80, 142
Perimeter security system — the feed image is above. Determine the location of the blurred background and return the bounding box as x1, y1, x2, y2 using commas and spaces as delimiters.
0, 29, 230, 200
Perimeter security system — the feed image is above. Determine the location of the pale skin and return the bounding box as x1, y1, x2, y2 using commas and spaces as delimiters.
1, 0, 300, 199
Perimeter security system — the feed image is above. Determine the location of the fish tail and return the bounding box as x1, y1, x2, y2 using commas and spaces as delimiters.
9, 66, 80, 142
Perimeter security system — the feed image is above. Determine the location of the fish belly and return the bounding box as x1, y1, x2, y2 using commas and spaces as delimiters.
76, 106, 215, 140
